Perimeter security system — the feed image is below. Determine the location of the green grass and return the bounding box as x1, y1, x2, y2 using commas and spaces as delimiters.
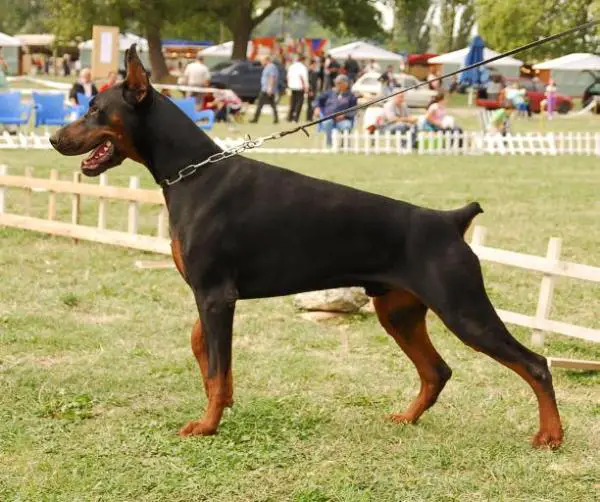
1, 150, 599, 501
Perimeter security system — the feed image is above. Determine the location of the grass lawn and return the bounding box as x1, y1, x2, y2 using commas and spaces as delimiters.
1, 150, 599, 501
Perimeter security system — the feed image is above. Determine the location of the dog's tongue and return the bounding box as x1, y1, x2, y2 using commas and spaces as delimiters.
82, 140, 112, 169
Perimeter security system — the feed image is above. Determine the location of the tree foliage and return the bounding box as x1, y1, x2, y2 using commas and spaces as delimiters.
433, 0, 476, 53
476, 0, 598, 59
0, 0, 49, 34
201, 0, 383, 59
392, 0, 432, 53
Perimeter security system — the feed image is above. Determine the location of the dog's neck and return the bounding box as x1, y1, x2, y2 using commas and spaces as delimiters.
134, 92, 222, 186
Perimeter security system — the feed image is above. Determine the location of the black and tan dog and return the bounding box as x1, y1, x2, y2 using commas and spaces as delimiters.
50, 46, 563, 448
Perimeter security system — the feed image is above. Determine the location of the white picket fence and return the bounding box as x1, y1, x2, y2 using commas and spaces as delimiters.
1, 164, 598, 371
2, 130, 600, 156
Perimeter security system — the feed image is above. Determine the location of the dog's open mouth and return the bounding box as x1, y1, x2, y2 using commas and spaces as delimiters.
80, 139, 120, 175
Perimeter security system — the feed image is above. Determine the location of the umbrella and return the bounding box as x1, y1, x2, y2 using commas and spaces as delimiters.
458, 35, 489, 87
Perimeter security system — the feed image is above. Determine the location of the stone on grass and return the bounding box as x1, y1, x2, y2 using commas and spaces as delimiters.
293, 288, 369, 313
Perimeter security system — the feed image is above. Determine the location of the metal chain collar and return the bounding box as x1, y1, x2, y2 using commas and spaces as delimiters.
161, 133, 281, 187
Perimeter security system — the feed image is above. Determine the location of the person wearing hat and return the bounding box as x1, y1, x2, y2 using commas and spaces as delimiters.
312, 74, 358, 147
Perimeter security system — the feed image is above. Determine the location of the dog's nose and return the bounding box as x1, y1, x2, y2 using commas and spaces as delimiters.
49, 133, 59, 148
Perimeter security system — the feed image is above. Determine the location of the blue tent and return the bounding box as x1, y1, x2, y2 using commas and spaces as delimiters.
458, 35, 489, 87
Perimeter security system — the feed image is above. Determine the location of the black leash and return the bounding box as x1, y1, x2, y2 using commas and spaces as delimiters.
162, 19, 599, 186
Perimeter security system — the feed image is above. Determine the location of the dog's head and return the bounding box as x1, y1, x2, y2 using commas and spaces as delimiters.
50, 44, 151, 176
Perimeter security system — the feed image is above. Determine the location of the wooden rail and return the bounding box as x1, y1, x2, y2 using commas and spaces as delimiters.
0, 166, 598, 370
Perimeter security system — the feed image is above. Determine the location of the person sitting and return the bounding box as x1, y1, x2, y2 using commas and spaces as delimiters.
98, 71, 118, 93
505, 82, 530, 117
68, 68, 98, 105
487, 103, 514, 135
313, 74, 357, 147
423, 91, 462, 133
378, 65, 397, 97
381, 91, 417, 134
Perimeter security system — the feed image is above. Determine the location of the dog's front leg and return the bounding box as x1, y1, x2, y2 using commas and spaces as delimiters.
179, 288, 236, 437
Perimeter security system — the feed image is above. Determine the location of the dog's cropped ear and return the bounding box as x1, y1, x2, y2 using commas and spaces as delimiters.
123, 44, 150, 105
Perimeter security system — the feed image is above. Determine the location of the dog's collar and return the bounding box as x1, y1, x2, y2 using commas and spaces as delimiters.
159, 136, 272, 187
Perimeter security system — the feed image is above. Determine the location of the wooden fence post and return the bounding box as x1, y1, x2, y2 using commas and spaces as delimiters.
157, 205, 169, 239
71, 172, 81, 243
47, 169, 58, 220
0, 164, 6, 214
470, 225, 487, 247
98, 173, 107, 230
24, 167, 33, 215
532, 237, 562, 347
128, 176, 139, 235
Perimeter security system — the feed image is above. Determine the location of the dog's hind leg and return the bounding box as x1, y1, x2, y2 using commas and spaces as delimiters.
179, 289, 235, 437
416, 241, 563, 449
374, 290, 452, 424
189, 319, 234, 407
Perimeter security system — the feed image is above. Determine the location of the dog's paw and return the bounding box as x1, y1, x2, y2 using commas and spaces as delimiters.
531, 429, 563, 450
178, 420, 218, 437
387, 412, 418, 425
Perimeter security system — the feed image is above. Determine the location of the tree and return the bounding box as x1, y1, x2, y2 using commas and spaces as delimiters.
392, 0, 433, 53
45, 0, 216, 81
433, 0, 476, 53
476, 0, 598, 59
0, 0, 49, 34
202, 0, 384, 60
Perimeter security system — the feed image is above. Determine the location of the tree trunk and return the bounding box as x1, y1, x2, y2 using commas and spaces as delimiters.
231, 2, 253, 60
146, 23, 169, 82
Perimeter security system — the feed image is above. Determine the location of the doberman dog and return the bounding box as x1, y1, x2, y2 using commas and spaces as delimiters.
50, 46, 563, 448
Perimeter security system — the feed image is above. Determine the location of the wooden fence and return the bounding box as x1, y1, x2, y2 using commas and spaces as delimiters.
3, 130, 600, 156
0, 165, 598, 369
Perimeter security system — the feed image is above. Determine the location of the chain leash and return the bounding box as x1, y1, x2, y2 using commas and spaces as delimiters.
161, 133, 282, 187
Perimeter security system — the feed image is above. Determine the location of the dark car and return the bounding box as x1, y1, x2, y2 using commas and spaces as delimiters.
476, 78, 573, 114
210, 60, 286, 103
581, 70, 600, 112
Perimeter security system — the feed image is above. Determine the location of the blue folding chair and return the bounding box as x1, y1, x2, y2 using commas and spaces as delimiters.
196, 109, 215, 131
77, 93, 92, 114
171, 98, 215, 130
32, 92, 79, 130
0, 92, 33, 130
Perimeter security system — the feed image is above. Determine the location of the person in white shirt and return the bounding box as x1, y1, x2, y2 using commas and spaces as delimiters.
286, 55, 308, 122
182, 53, 211, 102
365, 58, 381, 73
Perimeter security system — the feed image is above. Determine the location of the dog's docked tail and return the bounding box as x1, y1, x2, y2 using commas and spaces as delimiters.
451, 202, 483, 235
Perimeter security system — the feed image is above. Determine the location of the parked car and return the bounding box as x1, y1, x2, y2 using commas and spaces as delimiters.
352, 72, 436, 108
209, 60, 286, 103
476, 78, 573, 114
581, 70, 600, 113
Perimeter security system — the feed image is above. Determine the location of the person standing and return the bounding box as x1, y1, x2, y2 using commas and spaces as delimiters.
98, 71, 118, 93
306, 59, 320, 121
250, 56, 280, 124
182, 53, 211, 103
68, 68, 98, 105
328, 56, 340, 89
365, 58, 381, 73
0, 50, 8, 89
344, 54, 360, 83
378, 65, 398, 97
286, 55, 308, 122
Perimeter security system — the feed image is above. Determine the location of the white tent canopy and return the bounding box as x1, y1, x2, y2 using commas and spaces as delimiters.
201, 40, 253, 58
0, 32, 22, 47
429, 47, 523, 68
15, 34, 55, 47
533, 53, 600, 71
78, 33, 148, 51
329, 41, 404, 61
